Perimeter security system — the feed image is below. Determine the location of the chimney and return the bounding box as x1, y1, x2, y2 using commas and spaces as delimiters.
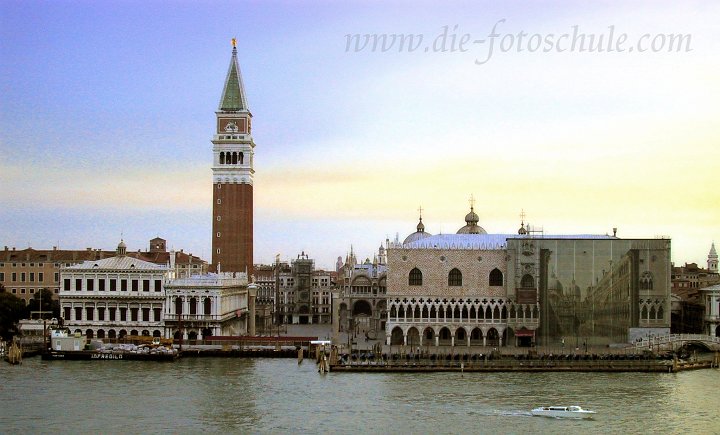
612, 227, 617, 237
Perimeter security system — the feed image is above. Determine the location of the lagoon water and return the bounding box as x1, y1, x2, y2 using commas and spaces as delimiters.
2, 357, 718, 434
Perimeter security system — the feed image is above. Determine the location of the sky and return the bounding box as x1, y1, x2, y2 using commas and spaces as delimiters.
1, 1, 718, 270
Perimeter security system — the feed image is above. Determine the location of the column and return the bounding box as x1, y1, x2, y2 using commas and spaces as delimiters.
331, 294, 340, 344
467, 334, 471, 347
248, 291, 256, 336
435, 335, 439, 347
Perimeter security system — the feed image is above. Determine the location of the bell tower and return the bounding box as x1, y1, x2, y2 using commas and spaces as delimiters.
211, 39, 254, 276
709, 242, 718, 274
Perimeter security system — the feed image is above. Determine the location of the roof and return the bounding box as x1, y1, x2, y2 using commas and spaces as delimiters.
0, 247, 206, 265
400, 233, 618, 250
218, 46, 249, 112
65, 256, 167, 271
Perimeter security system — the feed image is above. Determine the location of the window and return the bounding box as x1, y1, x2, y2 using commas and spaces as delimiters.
54, 272, 59, 282
448, 268, 462, 286
21, 272, 26, 282
86, 279, 94, 291
521, 274, 534, 288
110, 279, 117, 291
409, 268, 423, 286
64, 307, 71, 320
20, 288, 26, 294
142, 280, 150, 292
489, 268, 503, 286
109, 308, 116, 321
120, 308, 127, 321
12, 272, 16, 282
75, 279, 82, 291
39, 272, 44, 282
98, 307, 105, 321
154, 308, 162, 322
74, 307, 82, 321
640, 272, 653, 290
30, 272, 35, 282
121, 279, 127, 291
30, 288, 35, 294
217, 232, 221, 237
86, 307, 94, 321
142, 308, 150, 322
131, 308, 138, 322
0, 272, 4, 281
64, 279, 71, 291
11, 288, 16, 294
131, 280, 139, 292
99, 279, 105, 291
154, 280, 162, 292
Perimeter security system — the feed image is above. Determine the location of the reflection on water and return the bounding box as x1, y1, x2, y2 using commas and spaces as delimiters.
1, 358, 718, 434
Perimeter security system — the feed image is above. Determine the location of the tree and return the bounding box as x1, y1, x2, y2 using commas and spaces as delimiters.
26, 288, 60, 319
0, 285, 26, 341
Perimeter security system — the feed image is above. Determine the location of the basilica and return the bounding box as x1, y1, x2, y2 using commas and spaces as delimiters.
385, 204, 672, 348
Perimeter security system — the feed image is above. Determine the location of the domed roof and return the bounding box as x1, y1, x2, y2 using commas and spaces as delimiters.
456, 207, 487, 234
465, 209, 479, 225
403, 217, 432, 244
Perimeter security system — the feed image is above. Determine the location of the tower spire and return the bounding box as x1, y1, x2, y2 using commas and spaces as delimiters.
219, 38, 249, 112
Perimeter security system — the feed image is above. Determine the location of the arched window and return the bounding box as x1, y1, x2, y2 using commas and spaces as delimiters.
409, 268, 422, 286
448, 268, 462, 286
239, 152, 244, 164
657, 306, 664, 320
204, 298, 212, 315
489, 268, 503, 286
521, 274, 534, 288
232, 152, 238, 165
640, 272, 653, 290
220, 152, 225, 164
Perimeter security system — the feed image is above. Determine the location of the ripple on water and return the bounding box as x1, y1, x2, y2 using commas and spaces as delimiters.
1, 358, 719, 434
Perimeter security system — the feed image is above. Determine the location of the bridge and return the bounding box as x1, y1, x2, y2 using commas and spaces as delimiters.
635, 334, 720, 352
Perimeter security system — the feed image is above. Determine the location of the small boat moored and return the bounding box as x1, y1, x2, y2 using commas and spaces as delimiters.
531, 405, 596, 419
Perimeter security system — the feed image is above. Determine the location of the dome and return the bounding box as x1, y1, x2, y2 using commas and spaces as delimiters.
403, 217, 432, 244
464, 209, 479, 225
456, 207, 487, 234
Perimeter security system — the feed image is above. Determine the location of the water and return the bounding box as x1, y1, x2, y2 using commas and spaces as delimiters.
1, 357, 718, 434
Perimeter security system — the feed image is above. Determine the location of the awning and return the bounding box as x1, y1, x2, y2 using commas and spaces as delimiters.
514, 329, 535, 337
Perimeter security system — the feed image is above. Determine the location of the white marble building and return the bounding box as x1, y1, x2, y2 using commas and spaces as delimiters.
701, 283, 720, 337
163, 272, 255, 339
59, 241, 170, 339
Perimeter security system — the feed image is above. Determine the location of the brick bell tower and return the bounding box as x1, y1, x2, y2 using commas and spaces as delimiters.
212, 39, 254, 276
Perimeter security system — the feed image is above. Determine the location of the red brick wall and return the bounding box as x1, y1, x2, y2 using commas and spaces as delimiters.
212, 183, 253, 276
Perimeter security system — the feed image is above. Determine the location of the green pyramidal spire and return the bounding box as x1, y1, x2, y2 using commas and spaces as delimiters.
219, 40, 249, 112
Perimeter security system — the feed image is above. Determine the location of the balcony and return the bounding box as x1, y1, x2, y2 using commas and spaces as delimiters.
164, 314, 221, 323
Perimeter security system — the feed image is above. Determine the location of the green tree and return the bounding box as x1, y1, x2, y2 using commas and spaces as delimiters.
0, 284, 26, 341
27, 288, 60, 319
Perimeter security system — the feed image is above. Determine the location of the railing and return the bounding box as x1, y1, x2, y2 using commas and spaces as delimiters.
164, 314, 222, 322
635, 333, 720, 350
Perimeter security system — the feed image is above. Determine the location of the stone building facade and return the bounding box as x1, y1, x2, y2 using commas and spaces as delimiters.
59, 241, 170, 339
163, 272, 255, 339
332, 246, 388, 344
0, 238, 206, 305
384, 207, 672, 348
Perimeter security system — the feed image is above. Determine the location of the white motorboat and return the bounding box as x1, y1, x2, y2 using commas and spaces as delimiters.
531, 405, 596, 419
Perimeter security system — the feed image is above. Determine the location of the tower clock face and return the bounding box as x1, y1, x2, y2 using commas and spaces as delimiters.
299, 291, 309, 302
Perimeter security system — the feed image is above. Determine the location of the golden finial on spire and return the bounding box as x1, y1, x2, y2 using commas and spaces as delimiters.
231, 38, 237, 48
